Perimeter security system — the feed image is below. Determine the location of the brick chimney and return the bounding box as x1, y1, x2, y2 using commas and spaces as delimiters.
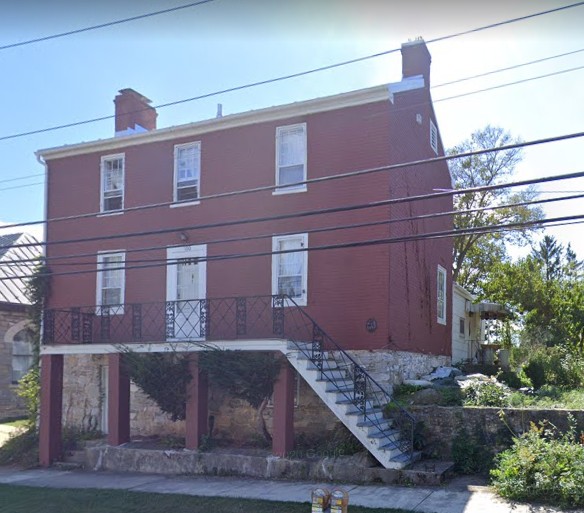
401, 38, 432, 87
114, 88, 157, 134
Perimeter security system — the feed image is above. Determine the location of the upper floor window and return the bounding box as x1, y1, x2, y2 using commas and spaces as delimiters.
272, 233, 308, 306
174, 142, 201, 203
275, 124, 307, 194
96, 251, 125, 314
437, 265, 447, 325
100, 154, 125, 212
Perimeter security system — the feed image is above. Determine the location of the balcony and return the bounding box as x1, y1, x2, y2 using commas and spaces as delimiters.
42, 295, 305, 346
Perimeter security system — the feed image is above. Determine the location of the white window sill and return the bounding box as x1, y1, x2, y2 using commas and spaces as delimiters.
437, 318, 447, 326
272, 186, 307, 196
97, 211, 124, 218
170, 200, 201, 208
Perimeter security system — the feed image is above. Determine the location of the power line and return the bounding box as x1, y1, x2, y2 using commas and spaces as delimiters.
0, 173, 44, 185
0, 0, 216, 51
3, 165, 584, 253
2, 211, 584, 283
3, 130, 583, 234
0, 181, 44, 193
432, 48, 584, 89
3, 190, 583, 268
2, 2, 583, 143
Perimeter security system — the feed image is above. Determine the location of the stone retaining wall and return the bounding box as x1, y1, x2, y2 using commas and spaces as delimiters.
410, 406, 584, 459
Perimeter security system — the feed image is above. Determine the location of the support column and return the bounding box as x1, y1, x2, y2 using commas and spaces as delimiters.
272, 361, 295, 457
39, 354, 64, 467
107, 353, 130, 446
185, 354, 208, 449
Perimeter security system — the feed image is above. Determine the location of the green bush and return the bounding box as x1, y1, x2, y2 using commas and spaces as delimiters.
491, 420, 584, 507
496, 370, 526, 390
451, 425, 493, 474
523, 346, 584, 390
463, 380, 510, 407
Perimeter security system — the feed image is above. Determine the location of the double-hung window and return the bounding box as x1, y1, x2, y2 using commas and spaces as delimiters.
272, 234, 308, 305
437, 265, 447, 325
174, 142, 201, 203
11, 329, 34, 384
275, 124, 307, 193
101, 154, 124, 212
96, 252, 125, 314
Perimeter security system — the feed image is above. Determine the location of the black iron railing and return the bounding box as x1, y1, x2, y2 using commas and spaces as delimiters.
42, 294, 414, 458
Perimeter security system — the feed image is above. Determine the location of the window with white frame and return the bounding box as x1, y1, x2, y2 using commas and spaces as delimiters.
430, 120, 438, 155
275, 124, 307, 192
11, 328, 34, 384
174, 142, 201, 202
272, 234, 308, 305
437, 265, 447, 325
101, 154, 124, 212
96, 252, 125, 314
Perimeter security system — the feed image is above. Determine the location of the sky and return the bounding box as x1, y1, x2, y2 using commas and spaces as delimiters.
0, 0, 583, 259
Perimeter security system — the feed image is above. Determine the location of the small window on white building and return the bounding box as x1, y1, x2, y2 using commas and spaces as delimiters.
96, 252, 125, 314
101, 154, 125, 212
459, 318, 465, 337
174, 142, 201, 203
272, 234, 308, 305
430, 120, 438, 155
437, 265, 447, 325
12, 329, 34, 384
275, 124, 307, 193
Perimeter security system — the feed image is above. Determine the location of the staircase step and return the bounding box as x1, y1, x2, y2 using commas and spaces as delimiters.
368, 428, 400, 439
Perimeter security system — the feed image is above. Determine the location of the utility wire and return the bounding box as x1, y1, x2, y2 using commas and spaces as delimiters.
2, 1, 583, 143
3, 50, 583, 195
3, 166, 584, 253
0, 0, 216, 51
3, 189, 583, 267
2, 211, 584, 283
3, 130, 583, 234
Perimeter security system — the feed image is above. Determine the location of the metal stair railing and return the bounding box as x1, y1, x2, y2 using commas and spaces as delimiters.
278, 295, 415, 459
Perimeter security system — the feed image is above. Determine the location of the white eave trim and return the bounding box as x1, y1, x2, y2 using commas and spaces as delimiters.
37, 85, 391, 161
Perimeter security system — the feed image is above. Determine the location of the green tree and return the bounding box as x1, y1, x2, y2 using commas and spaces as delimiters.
449, 125, 544, 293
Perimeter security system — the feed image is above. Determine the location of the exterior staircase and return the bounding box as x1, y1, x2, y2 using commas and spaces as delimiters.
284, 340, 416, 470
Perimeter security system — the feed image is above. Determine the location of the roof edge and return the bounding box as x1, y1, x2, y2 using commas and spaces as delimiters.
37, 84, 391, 161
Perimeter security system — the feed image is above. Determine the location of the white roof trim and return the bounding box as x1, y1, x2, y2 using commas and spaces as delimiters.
37, 84, 391, 161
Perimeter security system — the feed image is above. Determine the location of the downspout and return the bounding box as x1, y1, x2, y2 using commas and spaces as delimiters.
34, 151, 48, 353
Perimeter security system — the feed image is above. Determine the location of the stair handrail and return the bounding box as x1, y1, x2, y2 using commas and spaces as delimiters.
281, 295, 415, 457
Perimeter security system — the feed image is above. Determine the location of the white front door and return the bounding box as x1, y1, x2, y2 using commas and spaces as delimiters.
167, 245, 207, 340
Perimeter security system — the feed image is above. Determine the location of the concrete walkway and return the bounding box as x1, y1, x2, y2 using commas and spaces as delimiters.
0, 424, 20, 447
0, 467, 579, 513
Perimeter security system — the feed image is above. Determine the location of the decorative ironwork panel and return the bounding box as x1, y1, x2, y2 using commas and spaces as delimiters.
272, 295, 285, 337
71, 308, 81, 342
165, 302, 175, 339
132, 304, 142, 341
312, 324, 324, 371
353, 365, 367, 413
82, 313, 93, 344
200, 299, 210, 338
393, 409, 414, 455
236, 297, 247, 337
42, 310, 54, 344
100, 307, 111, 342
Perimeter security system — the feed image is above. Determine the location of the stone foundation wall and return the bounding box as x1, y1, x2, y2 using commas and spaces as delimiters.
410, 406, 584, 459
347, 350, 451, 388
62, 354, 339, 442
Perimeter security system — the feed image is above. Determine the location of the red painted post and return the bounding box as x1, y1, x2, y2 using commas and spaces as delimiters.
39, 354, 64, 467
272, 361, 295, 457
107, 353, 130, 445
185, 354, 208, 449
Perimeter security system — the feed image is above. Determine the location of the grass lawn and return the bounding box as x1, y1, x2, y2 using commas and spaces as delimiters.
0, 485, 412, 513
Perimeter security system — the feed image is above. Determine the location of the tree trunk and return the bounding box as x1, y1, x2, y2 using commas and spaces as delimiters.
256, 397, 272, 443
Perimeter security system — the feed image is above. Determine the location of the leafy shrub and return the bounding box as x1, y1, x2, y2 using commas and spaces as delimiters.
491, 420, 584, 507
523, 346, 584, 390
455, 361, 499, 377
451, 425, 493, 474
496, 370, 525, 390
438, 387, 463, 406
463, 380, 510, 407
0, 426, 39, 467
16, 367, 40, 426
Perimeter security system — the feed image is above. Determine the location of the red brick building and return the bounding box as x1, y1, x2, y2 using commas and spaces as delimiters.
37, 39, 453, 469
